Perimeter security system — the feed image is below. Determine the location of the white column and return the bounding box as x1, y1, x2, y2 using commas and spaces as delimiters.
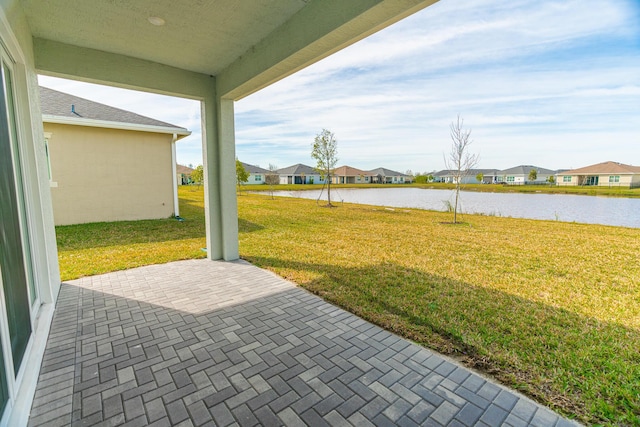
171, 134, 179, 217
201, 86, 239, 261
217, 98, 239, 260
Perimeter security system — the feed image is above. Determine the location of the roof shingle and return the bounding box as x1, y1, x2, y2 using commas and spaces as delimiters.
39, 86, 188, 132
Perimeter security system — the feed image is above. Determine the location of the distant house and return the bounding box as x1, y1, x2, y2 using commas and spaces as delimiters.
41, 87, 191, 225
176, 164, 194, 185
332, 166, 373, 184
497, 165, 555, 185
434, 169, 499, 184
276, 163, 325, 184
556, 161, 640, 188
240, 162, 270, 184
368, 167, 410, 184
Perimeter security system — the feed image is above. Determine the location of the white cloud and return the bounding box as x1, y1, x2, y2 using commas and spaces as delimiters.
38, 0, 640, 171
235, 0, 640, 171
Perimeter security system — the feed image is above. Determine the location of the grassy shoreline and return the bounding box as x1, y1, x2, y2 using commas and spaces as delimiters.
241, 182, 640, 198
56, 187, 640, 425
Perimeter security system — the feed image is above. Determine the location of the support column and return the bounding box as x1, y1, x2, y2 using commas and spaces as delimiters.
201, 83, 239, 261
171, 134, 179, 218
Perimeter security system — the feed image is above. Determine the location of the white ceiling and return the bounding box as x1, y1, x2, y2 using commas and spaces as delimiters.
22, 0, 311, 76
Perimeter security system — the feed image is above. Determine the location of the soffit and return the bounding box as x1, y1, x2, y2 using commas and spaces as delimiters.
21, 0, 310, 76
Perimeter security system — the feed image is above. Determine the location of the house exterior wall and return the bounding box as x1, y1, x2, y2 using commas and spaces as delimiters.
279, 174, 324, 184
556, 174, 640, 188
556, 175, 575, 186
504, 175, 526, 184
598, 174, 637, 188
45, 123, 175, 225
246, 173, 264, 184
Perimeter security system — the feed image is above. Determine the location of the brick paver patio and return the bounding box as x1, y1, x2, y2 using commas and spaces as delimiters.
29, 259, 578, 426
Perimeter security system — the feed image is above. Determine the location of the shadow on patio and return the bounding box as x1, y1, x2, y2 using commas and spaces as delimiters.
28, 260, 575, 426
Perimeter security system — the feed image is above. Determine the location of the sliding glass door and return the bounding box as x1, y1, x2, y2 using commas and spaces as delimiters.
0, 45, 33, 415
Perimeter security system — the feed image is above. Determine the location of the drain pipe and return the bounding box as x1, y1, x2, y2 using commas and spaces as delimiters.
171, 133, 179, 218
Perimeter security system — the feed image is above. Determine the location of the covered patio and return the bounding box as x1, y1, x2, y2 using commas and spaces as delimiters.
28, 260, 574, 426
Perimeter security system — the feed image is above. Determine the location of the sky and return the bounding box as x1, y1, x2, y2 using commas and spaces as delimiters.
38, 0, 640, 174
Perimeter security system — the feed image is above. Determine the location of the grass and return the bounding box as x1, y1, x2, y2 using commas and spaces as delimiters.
56, 186, 640, 426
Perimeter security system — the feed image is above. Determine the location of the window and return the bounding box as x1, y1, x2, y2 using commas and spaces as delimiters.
43, 132, 57, 186
255, 174, 262, 182
563, 176, 572, 183
609, 175, 619, 183
506, 176, 515, 182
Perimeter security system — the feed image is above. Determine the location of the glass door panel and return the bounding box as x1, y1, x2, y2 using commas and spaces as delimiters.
0, 54, 33, 377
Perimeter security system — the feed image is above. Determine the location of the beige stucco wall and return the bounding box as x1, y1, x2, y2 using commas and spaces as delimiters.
556, 175, 575, 186
598, 174, 632, 187
45, 123, 175, 225
556, 174, 640, 188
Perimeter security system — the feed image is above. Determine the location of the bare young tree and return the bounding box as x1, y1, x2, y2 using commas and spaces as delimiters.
311, 129, 338, 206
444, 115, 479, 223
265, 163, 279, 199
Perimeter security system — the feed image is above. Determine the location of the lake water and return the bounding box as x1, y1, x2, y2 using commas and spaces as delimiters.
268, 187, 640, 228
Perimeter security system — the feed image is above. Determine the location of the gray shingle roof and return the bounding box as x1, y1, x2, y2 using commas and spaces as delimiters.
276, 164, 318, 175
499, 165, 555, 175
435, 169, 500, 176
368, 167, 408, 177
39, 86, 188, 132
240, 162, 270, 174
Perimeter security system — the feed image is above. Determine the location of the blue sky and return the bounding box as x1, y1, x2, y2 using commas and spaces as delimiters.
39, 0, 639, 174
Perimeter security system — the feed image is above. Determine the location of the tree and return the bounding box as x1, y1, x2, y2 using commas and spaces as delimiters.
547, 175, 556, 184
190, 165, 204, 189
476, 172, 484, 184
311, 129, 338, 206
236, 159, 249, 193
443, 115, 479, 223
528, 168, 538, 182
264, 163, 280, 199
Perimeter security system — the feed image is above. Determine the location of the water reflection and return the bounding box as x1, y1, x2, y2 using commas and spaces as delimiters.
268, 187, 640, 228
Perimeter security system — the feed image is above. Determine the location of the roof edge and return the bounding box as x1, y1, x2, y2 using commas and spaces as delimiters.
42, 115, 191, 139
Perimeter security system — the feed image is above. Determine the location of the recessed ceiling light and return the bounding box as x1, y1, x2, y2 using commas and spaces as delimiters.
148, 16, 166, 26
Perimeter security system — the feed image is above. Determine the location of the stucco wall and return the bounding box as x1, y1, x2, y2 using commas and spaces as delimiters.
45, 123, 175, 225
556, 175, 574, 186
247, 173, 264, 184
598, 174, 637, 188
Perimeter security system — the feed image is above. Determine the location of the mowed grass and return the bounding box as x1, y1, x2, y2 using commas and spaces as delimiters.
56, 186, 640, 425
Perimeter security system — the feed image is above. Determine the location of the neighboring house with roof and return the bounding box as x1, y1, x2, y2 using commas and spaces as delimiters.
368, 167, 410, 184
176, 164, 194, 185
240, 162, 270, 185
434, 169, 500, 184
331, 165, 373, 184
276, 163, 325, 184
497, 165, 555, 185
556, 161, 640, 188
40, 86, 191, 225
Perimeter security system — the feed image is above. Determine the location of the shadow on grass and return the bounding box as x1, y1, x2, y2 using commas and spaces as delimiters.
244, 255, 640, 426
56, 203, 263, 251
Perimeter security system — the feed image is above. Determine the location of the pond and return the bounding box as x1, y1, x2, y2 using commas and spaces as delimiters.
268, 187, 640, 228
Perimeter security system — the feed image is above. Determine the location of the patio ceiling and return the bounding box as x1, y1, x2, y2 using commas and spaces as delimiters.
22, 0, 438, 99
23, 0, 310, 77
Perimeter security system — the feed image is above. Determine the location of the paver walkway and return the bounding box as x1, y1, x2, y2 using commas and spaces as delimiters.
29, 259, 578, 426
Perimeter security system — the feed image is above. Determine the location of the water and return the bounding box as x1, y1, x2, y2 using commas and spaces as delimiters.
267, 187, 640, 228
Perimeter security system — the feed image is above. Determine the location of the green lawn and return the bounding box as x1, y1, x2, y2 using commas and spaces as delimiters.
56, 186, 640, 426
